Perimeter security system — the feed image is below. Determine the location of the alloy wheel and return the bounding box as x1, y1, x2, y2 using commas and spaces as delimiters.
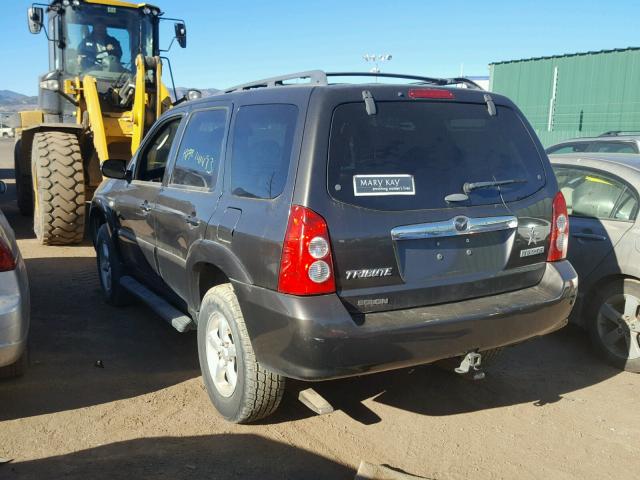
98, 242, 112, 293
596, 293, 640, 360
205, 310, 238, 397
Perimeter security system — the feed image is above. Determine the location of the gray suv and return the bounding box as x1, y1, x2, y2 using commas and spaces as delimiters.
91, 71, 578, 423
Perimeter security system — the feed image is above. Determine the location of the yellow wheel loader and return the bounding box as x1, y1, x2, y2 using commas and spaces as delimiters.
14, 0, 190, 245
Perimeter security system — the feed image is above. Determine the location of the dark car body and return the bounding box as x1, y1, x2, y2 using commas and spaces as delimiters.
90, 75, 578, 383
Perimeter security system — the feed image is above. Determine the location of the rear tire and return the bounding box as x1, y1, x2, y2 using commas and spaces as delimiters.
14, 139, 33, 216
95, 224, 132, 307
0, 350, 27, 379
31, 131, 85, 245
197, 284, 285, 423
588, 279, 640, 373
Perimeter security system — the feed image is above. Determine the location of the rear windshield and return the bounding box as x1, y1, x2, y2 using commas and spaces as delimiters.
328, 101, 546, 210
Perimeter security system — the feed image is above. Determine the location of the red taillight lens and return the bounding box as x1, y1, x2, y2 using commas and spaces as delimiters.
547, 192, 569, 262
408, 88, 455, 99
0, 238, 16, 272
278, 205, 336, 295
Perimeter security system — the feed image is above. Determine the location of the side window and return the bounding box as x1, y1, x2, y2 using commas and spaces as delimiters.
588, 141, 639, 154
230, 104, 298, 199
547, 143, 589, 154
171, 109, 228, 189
136, 118, 182, 183
554, 166, 638, 221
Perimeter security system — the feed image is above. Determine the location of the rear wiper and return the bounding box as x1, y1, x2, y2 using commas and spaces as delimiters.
463, 178, 527, 194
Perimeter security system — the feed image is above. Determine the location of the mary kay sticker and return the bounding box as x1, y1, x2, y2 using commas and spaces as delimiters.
353, 174, 415, 196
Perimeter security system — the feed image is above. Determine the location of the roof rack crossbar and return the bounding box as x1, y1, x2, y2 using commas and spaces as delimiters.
327, 73, 482, 89
326, 72, 446, 84
445, 77, 483, 90
221, 70, 484, 94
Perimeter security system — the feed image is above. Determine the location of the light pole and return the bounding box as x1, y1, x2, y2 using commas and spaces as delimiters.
363, 54, 392, 74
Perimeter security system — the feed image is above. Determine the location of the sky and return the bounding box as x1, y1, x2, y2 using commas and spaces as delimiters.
1, 0, 639, 95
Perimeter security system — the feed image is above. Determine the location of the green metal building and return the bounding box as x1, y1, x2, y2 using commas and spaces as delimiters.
489, 47, 640, 147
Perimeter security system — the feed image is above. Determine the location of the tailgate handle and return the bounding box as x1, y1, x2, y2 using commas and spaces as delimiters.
391, 215, 518, 240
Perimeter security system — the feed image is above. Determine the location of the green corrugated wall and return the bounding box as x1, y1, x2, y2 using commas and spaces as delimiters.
489, 48, 640, 147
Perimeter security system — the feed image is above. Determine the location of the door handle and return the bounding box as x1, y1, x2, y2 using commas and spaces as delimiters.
140, 201, 151, 213
572, 232, 607, 241
185, 214, 199, 227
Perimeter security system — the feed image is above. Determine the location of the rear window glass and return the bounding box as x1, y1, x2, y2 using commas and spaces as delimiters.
547, 142, 589, 154
588, 141, 638, 154
554, 166, 638, 221
328, 102, 546, 210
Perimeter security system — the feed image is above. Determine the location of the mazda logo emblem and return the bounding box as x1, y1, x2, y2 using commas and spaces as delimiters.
454, 216, 469, 232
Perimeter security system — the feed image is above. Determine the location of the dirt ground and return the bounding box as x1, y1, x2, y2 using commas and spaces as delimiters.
0, 137, 638, 480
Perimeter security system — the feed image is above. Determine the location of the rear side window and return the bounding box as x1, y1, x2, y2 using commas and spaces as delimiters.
230, 104, 298, 199
588, 141, 638, 154
171, 108, 228, 189
328, 102, 546, 211
547, 142, 589, 154
554, 166, 638, 221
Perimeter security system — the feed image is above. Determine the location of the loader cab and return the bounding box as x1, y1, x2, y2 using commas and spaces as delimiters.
61, 4, 156, 79
28, 0, 185, 120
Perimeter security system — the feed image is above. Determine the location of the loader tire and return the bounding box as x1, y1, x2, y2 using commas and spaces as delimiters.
14, 139, 33, 216
31, 131, 85, 245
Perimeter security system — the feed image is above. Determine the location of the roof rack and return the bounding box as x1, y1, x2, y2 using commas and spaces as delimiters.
222, 70, 327, 93
599, 130, 640, 137
222, 70, 484, 93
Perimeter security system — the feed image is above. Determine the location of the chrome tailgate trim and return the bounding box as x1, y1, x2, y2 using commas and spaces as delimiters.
391, 215, 518, 240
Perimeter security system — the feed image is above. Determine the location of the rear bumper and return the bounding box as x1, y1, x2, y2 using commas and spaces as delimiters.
234, 260, 578, 381
0, 267, 30, 368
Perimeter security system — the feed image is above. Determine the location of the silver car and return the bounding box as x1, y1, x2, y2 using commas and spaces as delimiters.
0, 180, 30, 378
546, 132, 640, 155
550, 153, 640, 373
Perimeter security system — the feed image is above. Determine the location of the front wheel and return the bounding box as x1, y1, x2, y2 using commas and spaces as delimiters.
589, 279, 640, 373
197, 284, 285, 423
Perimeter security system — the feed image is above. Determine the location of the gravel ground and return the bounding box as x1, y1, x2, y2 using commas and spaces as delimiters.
0, 138, 638, 479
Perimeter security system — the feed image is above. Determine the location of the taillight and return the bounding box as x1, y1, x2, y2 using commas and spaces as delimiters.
408, 88, 455, 99
278, 205, 336, 295
547, 192, 569, 262
0, 238, 16, 272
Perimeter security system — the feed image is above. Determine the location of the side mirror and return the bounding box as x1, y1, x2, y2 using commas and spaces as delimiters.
174, 22, 187, 48
0, 180, 6, 195
27, 7, 44, 35
101, 159, 129, 180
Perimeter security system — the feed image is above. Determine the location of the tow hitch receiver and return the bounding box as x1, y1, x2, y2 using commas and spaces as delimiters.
455, 351, 485, 380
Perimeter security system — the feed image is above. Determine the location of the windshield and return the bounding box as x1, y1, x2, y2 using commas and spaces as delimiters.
62, 3, 153, 80
328, 101, 546, 210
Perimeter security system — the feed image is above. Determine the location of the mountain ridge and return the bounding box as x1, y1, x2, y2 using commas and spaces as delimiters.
0, 87, 220, 111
